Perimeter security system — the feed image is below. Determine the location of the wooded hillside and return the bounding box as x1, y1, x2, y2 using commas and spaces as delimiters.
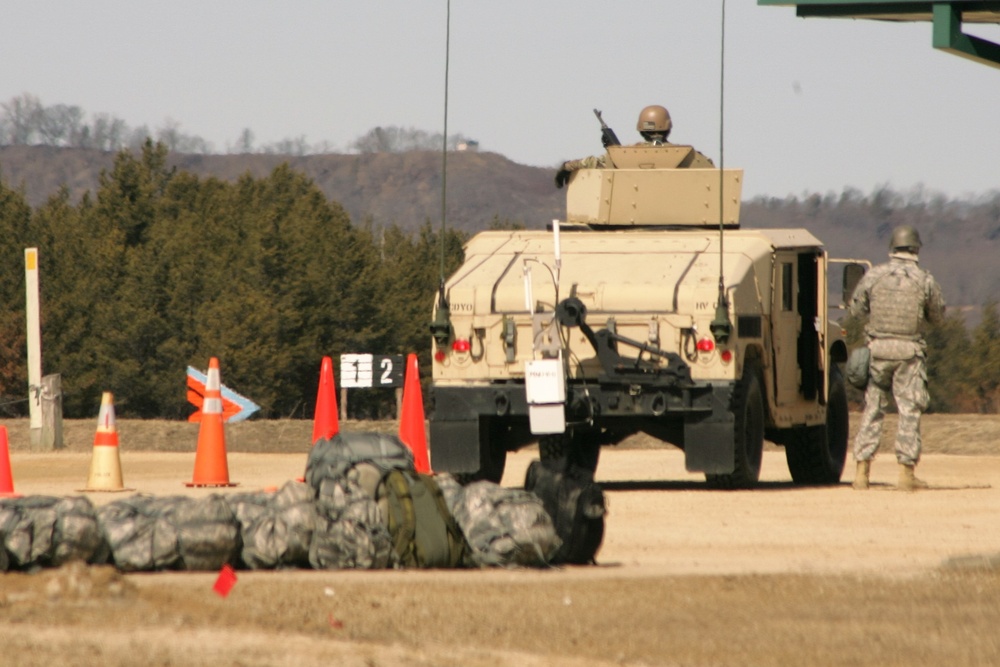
1, 142, 998, 417
0, 143, 465, 419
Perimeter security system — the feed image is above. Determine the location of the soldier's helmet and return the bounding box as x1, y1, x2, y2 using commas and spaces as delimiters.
889, 225, 922, 252
637, 105, 672, 136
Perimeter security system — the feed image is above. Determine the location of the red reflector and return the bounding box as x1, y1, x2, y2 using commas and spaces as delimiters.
696, 337, 715, 353
720, 349, 733, 363
452, 339, 471, 353
434, 349, 447, 362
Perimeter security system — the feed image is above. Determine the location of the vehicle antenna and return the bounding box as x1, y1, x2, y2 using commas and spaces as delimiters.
710, 0, 733, 344
436, 0, 451, 314
430, 0, 452, 347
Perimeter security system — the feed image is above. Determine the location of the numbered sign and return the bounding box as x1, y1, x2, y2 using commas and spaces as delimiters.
340, 354, 373, 388
374, 354, 405, 388
339, 354, 405, 388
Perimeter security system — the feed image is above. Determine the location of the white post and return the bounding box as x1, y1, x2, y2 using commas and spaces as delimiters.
25, 248, 43, 448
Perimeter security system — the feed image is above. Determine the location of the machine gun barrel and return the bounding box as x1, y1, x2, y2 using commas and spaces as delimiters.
593, 108, 621, 148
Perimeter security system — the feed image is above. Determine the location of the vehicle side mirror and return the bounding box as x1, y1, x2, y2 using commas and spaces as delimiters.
842, 263, 866, 306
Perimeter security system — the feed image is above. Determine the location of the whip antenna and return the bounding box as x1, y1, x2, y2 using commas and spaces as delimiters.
431, 0, 452, 347
710, 0, 733, 343
439, 0, 450, 284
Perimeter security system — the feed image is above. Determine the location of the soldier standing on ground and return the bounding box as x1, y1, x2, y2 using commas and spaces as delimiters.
849, 225, 945, 491
554, 105, 713, 188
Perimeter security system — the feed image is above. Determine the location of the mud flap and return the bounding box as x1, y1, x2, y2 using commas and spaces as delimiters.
683, 385, 735, 474
429, 420, 481, 474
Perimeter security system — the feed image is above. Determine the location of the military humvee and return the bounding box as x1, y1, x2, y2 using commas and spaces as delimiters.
428, 143, 851, 488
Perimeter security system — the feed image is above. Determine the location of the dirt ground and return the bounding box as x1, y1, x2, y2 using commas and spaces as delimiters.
2, 414, 1000, 666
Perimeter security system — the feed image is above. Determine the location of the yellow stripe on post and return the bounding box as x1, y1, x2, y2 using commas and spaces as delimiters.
25, 248, 37, 270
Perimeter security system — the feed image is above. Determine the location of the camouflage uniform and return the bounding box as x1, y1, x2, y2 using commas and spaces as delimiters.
849, 251, 945, 465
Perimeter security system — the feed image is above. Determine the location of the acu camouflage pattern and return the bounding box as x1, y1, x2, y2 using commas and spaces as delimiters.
849, 252, 945, 465
854, 355, 930, 465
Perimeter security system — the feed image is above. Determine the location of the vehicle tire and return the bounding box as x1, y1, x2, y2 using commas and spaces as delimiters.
538, 429, 601, 478
706, 366, 765, 489
455, 418, 508, 485
539, 432, 569, 462
785, 366, 849, 485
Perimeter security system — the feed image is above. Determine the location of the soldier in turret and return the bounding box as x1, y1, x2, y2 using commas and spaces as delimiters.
555, 105, 713, 188
849, 225, 945, 491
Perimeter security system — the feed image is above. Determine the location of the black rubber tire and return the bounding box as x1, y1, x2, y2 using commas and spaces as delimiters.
785, 366, 849, 485
539, 433, 569, 462
706, 367, 765, 489
455, 419, 508, 485
538, 429, 601, 478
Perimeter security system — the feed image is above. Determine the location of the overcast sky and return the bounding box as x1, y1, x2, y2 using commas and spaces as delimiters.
3, 1, 998, 200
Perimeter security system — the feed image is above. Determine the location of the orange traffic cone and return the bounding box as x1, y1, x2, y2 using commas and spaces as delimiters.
0, 425, 21, 498
312, 356, 340, 444
83, 392, 132, 492
399, 353, 431, 473
186, 357, 237, 487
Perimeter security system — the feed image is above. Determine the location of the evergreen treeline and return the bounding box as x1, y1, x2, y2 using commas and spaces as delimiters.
0, 141, 464, 419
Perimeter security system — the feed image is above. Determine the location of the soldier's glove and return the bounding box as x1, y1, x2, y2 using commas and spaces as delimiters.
554, 167, 572, 189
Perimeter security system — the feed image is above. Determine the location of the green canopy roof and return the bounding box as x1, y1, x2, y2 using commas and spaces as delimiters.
759, 1, 1000, 67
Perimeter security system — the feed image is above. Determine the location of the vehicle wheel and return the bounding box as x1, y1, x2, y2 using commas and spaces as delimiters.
455, 418, 508, 485
538, 429, 601, 478
706, 366, 765, 489
538, 432, 569, 462
785, 366, 849, 485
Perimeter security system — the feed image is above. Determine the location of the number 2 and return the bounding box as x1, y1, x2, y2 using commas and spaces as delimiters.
380, 358, 393, 385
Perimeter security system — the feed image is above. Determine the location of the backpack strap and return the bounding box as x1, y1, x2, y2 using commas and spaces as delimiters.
417, 474, 469, 568
382, 470, 418, 566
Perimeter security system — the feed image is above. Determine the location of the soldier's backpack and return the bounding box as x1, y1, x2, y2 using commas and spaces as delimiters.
524, 459, 606, 565
376, 469, 469, 569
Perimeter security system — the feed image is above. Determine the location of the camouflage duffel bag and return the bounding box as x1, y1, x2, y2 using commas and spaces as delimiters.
846, 346, 870, 390
0, 495, 106, 571
524, 459, 606, 565
439, 476, 560, 568
238, 481, 317, 570
99, 495, 179, 572
304, 432, 414, 494
99, 495, 240, 572
309, 471, 393, 570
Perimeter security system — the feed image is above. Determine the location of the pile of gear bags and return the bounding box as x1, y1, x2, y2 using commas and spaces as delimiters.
0, 432, 605, 573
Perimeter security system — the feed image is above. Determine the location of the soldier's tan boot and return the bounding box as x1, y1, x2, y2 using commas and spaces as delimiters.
898, 464, 929, 492
852, 460, 870, 490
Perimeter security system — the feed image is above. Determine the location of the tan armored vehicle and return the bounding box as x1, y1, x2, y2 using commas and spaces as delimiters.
428, 143, 851, 488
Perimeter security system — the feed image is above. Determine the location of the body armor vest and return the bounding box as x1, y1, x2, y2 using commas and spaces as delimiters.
869, 264, 925, 336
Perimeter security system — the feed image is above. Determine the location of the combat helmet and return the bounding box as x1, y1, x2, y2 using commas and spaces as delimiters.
637, 105, 672, 136
889, 225, 922, 252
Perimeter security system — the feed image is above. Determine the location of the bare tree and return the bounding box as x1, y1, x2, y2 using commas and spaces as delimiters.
235, 127, 254, 153
349, 125, 472, 154
2, 93, 44, 145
